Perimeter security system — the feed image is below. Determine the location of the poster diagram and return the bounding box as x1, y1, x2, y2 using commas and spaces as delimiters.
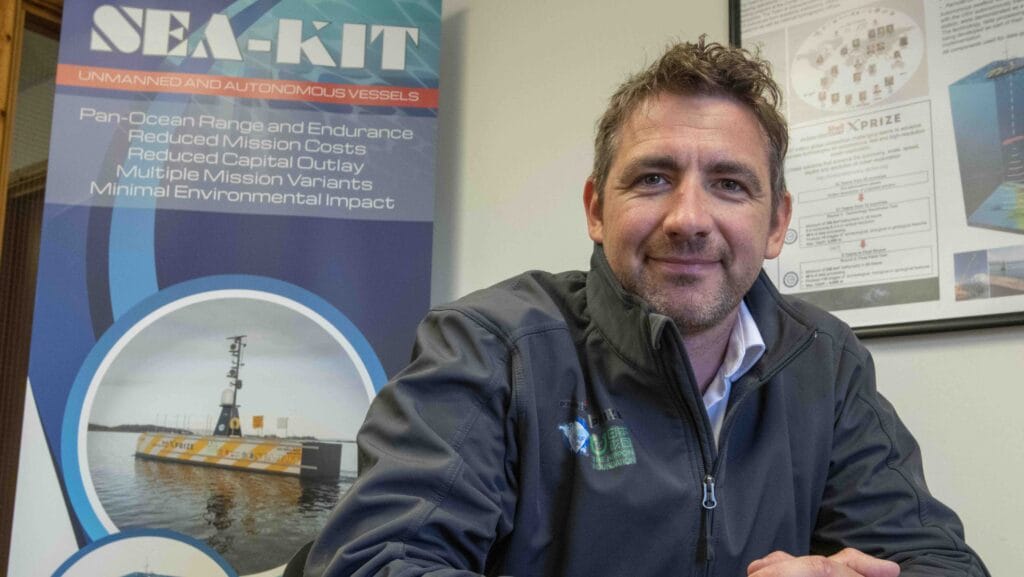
791, 5, 925, 114
950, 57, 1024, 235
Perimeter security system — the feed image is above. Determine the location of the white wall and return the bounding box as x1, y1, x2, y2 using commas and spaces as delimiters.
435, 1, 1021, 575
433, 0, 727, 301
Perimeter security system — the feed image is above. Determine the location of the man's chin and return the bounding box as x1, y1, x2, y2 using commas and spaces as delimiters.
640, 287, 738, 334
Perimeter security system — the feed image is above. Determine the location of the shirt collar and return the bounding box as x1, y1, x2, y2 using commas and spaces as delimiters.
727, 300, 766, 381
703, 301, 766, 406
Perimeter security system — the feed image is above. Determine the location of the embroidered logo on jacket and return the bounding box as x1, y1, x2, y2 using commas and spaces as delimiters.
590, 425, 636, 470
558, 401, 636, 470
558, 417, 590, 455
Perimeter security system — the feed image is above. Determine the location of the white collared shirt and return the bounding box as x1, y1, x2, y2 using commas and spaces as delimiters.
702, 301, 765, 446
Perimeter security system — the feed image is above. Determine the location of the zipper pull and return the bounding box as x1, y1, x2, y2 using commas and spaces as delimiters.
699, 475, 717, 562
702, 475, 717, 510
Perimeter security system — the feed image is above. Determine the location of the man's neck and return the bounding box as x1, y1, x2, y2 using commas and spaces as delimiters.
681, 308, 740, 395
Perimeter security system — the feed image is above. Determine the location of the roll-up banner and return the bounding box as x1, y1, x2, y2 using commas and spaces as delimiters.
8, 1, 441, 576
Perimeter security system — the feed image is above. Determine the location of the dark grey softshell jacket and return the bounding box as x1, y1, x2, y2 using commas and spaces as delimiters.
306, 247, 989, 577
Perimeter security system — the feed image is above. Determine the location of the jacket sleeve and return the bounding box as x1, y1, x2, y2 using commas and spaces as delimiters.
811, 335, 990, 576
304, 307, 518, 577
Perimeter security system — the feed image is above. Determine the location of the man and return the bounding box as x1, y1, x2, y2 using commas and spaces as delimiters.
304, 38, 989, 577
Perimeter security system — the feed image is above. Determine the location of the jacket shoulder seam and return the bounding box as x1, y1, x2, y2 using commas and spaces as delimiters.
431, 304, 571, 351
431, 304, 518, 350
508, 322, 571, 343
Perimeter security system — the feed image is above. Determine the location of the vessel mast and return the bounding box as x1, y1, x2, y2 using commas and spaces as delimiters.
213, 335, 246, 436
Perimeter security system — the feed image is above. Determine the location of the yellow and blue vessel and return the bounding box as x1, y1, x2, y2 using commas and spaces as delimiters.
135, 336, 341, 478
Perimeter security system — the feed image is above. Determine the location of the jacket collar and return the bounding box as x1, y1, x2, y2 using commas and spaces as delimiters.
585, 244, 816, 379
741, 272, 817, 383
585, 245, 667, 375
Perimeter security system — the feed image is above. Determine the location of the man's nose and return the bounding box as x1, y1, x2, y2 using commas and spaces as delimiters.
662, 176, 713, 238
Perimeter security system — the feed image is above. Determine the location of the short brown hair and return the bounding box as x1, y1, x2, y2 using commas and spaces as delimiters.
591, 37, 788, 210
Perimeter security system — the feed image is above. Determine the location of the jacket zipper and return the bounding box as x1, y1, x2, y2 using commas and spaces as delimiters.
699, 328, 819, 567
700, 474, 717, 562
653, 325, 718, 567
658, 324, 819, 570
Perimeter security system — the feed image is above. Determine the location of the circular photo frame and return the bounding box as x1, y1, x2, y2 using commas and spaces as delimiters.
61, 275, 385, 575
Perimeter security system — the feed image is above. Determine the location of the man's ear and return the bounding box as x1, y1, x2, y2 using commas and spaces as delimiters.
584, 178, 604, 243
765, 191, 793, 260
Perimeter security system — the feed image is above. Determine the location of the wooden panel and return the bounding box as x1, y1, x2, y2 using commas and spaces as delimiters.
0, 0, 24, 264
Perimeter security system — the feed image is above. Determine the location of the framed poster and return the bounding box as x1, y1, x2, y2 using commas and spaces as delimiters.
732, 0, 1024, 336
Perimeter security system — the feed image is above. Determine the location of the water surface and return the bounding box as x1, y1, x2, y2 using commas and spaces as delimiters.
89, 431, 355, 574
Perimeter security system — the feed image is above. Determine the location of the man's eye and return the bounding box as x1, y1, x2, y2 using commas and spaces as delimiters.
719, 179, 746, 192
637, 174, 667, 187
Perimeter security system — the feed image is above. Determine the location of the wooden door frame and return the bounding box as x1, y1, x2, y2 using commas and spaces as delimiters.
0, 2, 60, 575
0, 0, 60, 261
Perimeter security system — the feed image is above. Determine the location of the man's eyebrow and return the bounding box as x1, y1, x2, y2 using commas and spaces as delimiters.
706, 159, 765, 191
616, 155, 681, 179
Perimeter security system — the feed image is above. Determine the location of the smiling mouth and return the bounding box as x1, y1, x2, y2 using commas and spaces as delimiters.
648, 256, 720, 276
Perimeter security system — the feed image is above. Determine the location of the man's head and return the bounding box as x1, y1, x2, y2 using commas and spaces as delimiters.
590, 37, 789, 213
583, 38, 792, 335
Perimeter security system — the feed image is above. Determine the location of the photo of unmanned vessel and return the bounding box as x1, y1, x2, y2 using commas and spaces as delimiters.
85, 296, 376, 575
133, 336, 342, 479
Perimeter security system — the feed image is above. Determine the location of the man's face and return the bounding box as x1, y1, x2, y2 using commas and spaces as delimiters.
584, 92, 792, 334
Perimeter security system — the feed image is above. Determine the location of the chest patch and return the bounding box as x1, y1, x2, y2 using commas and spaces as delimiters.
590, 425, 636, 471
557, 404, 636, 470
559, 417, 591, 455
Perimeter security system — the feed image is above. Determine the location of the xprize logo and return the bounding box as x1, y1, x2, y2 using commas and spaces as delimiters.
90, 5, 420, 71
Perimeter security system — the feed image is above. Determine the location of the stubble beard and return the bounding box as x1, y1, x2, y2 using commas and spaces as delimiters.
627, 269, 742, 335
620, 238, 744, 335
